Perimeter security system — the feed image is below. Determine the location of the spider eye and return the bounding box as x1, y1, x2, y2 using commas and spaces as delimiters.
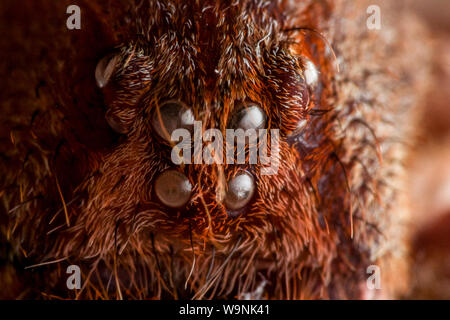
152, 100, 194, 141
105, 109, 129, 134
302, 58, 319, 87
224, 171, 255, 212
155, 170, 192, 208
95, 54, 119, 88
230, 102, 266, 131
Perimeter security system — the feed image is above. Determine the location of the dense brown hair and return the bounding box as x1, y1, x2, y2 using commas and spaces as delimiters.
0, 0, 432, 299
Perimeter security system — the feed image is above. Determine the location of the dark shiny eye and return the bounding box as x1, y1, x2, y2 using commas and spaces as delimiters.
95, 54, 119, 88
230, 102, 266, 131
155, 170, 192, 208
105, 109, 129, 134
152, 100, 194, 141
224, 171, 255, 211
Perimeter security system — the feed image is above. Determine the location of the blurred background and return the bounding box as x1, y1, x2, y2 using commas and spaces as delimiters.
407, 0, 450, 299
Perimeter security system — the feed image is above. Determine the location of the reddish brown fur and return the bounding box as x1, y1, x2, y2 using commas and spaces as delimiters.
0, 0, 432, 299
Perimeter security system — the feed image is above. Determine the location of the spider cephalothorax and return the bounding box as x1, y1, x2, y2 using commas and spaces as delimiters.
1, 0, 431, 299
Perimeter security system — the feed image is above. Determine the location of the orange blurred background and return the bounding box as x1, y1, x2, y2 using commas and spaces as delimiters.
407, 0, 450, 299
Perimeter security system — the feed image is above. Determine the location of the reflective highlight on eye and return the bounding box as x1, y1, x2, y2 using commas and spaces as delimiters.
230, 103, 266, 131
152, 100, 194, 141
95, 54, 119, 88
224, 171, 255, 211
155, 170, 192, 208
303, 58, 319, 87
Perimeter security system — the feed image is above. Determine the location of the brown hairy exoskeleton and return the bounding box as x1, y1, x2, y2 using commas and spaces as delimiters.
0, 0, 431, 299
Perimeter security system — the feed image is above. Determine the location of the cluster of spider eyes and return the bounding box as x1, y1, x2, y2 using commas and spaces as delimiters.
152, 100, 264, 213
96, 54, 266, 213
